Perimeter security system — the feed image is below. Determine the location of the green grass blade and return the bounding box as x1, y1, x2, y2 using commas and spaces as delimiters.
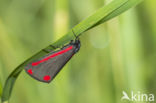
1, 67, 22, 102
1, 51, 47, 102
51, 0, 143, 48
92, 0, 144, 28
51, 0, 128, 47
1, 0, 143, 102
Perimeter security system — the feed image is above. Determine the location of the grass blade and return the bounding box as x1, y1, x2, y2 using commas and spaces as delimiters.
92, 0, 144, 28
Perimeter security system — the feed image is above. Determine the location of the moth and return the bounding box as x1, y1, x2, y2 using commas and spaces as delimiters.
25, 32, 80, 83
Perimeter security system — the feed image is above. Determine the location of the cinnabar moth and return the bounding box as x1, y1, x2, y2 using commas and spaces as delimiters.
25, 30, 80, 83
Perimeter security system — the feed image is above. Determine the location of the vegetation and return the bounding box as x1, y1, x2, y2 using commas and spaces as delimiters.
1, 0, 155, 103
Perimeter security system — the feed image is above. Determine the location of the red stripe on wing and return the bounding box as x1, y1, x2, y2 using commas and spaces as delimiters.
32, 46, 73, 66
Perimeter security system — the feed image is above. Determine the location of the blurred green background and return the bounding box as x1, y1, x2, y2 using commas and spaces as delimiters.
0, 0, 155, 103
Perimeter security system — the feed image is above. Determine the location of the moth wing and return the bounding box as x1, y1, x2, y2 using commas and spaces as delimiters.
25, 45, 75, 83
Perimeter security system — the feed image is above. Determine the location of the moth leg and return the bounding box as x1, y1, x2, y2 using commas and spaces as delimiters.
49, 45, 58, 49
60, 45, 65, 50
70, 40, 74, 44
42, 49, 51, 53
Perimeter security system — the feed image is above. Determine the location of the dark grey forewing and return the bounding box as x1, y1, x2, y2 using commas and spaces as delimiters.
25, 45, 76, 83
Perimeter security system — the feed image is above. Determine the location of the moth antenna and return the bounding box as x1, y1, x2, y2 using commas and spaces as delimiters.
71, 29, 79, 40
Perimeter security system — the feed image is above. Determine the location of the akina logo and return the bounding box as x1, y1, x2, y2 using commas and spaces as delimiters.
121, 91, 154, 102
